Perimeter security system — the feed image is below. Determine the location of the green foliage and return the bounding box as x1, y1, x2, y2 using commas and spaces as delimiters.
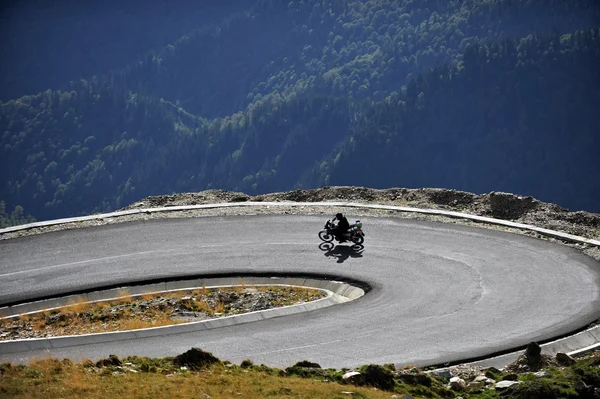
1, 1, 599, 220
358, 364, 395, 390
285, 363, 343, 382
571, 356, 600, 386
0, 201, 35, 228
502, 378, 578, 399
302, 28, 600, 212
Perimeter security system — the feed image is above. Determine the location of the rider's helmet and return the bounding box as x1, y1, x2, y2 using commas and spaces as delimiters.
336, 212, 343, 219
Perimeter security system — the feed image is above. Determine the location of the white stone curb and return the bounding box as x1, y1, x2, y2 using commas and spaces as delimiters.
0, 277, 364, 354
442, 324, 600, 371
1, 201, 598, 247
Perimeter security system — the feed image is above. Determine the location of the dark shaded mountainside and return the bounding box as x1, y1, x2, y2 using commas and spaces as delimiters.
1, 0, 599, 222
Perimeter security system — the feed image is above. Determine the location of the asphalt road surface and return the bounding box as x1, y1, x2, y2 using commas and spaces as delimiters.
1, 215, 600, 369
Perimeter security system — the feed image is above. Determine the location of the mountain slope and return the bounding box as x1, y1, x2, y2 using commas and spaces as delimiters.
1, 0, 599, 220
301, 30, 600, 212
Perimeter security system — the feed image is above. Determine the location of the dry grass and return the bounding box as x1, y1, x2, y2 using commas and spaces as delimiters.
63, 296, 89, 314
0, 359, 396, 399
115, 289, 133, 304
1, 286, 326, 340
140, 292, 155, 301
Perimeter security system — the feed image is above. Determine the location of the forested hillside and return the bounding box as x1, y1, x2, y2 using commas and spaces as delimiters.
300, 31, 600, 212
1, 0, 599, 222
0, 0, 253, 101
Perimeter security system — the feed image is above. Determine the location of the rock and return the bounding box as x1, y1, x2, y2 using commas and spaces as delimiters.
495, 380, 520, 390
449, 376, 466, 391
556, 352, 576, 366
474, 375, 494, 384
486, 192, 539, 220
467, 381, 484, 390
502, 373, 519, 381
533, 371, 548, 378
173, 348, 220, 370
343, 371, 364, 386
426, 189, 475, 207
524, 342, 542, 363
428, 368, 452, 380
574, 379, 596, 397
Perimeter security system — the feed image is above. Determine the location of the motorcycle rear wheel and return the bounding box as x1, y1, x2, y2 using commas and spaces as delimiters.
351, 234, 364, 245
318, 230, 334, 242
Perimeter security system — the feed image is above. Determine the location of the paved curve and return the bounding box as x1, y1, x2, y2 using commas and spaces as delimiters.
1, 215, 600, 369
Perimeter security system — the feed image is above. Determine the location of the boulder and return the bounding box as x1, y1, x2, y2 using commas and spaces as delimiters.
343, 371, 364, 386
524, 342, 542, 364
486, 192, 539, 220
429, 368, 452, 380
574, 379, 594, 396
556, 352, 576, 366
495, 380, 520, 390
474, 375, 495, 385
449, 376, 466, 391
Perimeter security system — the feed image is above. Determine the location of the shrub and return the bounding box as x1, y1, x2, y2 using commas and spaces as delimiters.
96, 354, 122, 368
572, 358, 600, 386
292, 360, 321, 368
503, 379, 577, 399
359, 364, 395, 390
173, 348, 220, 370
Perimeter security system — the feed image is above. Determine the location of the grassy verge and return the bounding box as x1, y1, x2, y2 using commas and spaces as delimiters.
0, 353, 395, 399
4, 348, 600, 398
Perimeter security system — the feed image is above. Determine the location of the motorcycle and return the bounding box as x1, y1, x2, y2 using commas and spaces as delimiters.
318, 219, 365, 245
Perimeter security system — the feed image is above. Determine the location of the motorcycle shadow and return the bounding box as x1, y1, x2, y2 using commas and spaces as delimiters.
318, 242, 364, 263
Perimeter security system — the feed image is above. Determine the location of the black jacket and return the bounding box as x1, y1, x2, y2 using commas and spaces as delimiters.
334, 216, 350, 232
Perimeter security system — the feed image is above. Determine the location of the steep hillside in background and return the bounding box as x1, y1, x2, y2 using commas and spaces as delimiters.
0, 0, 255, 101
300, 31, 600, 212
116, 0, 600, 118
1, 0, 599, 221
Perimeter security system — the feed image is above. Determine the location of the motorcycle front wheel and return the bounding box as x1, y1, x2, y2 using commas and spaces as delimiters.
318, 230, 334, 242
351, 234, 364, 245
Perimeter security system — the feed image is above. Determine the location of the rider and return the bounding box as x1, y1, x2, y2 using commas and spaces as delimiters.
332, 212, 350, 242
